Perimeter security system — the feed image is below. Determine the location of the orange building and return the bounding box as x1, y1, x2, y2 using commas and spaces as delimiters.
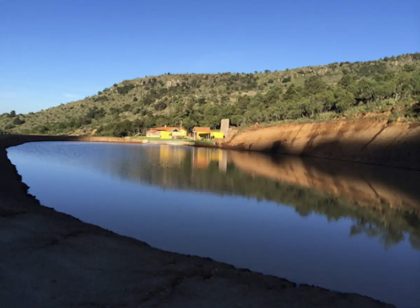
192, 127, 211, 140
146, 126, 187, 139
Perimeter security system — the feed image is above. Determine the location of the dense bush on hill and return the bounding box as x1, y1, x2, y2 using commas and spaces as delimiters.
1, 53, 419, 136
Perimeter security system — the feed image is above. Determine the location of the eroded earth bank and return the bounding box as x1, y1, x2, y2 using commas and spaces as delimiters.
219, 118, 420, 170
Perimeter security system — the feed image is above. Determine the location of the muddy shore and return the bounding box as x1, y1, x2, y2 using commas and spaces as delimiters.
0, 135, 391, 307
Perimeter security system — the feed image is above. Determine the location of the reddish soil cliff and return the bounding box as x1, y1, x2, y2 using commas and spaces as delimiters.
219, 119, 420, 170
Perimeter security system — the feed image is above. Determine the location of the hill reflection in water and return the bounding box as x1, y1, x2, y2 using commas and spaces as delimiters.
148, 145, 420, 251
16, 142, 420, 250
8, 142, 420, 307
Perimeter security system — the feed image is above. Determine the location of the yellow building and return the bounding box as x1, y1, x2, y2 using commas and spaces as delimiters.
210, 131, 224, 139
146, 126, 187, 139
160, 131, 172, 139
171, 128, 187, 139
193, 127, 225, 140
192, 127, 211, 140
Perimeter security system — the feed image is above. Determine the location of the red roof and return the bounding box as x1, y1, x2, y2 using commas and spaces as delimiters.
148, 126, 183, 132
193, 127, 211, 133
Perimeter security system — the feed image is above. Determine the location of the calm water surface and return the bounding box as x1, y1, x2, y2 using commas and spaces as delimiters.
7, 142, 420, 307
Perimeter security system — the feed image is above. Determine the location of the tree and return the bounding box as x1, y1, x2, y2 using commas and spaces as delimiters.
282, 76, 291, 83
339, 74, 356, 89
354, 78, 375, 103
372, 80, 395, 99
304, 76, 327, 95
13, 117, 25, 125
86, 107, 106, 120
112, 120, 134, 137
154, 101, 167, 111
283, 84, 302, 101
334, 88, 355, 112
312, 90, 335, 112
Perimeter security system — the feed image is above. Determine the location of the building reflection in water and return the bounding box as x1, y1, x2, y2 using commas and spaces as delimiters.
15, 142, 420, 250
158, 145, 228, 172
9, 141, 420, 307
159, 145, 187, 168
191, 147, 227, 172
143, 144, 420, 250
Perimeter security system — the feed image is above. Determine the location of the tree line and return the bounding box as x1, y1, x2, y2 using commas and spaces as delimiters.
1, 53, 419, 136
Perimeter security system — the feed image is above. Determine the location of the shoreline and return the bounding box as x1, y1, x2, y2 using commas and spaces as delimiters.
217, 118, 420, 171
0, 135, 391, 307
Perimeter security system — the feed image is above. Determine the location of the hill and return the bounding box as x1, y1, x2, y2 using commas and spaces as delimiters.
1, 53, 419, 136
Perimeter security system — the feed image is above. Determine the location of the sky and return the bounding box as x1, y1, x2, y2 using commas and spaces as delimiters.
0, 0, 419, 114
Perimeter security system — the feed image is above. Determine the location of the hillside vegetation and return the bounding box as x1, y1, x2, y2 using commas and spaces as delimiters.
1, 53, 419, 136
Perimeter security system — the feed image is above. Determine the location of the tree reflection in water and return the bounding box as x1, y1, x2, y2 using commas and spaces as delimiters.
15, 142, 420, 250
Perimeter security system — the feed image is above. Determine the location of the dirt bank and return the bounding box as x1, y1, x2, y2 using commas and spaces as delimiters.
0, 135, 391, 307
219, 118, 420, 170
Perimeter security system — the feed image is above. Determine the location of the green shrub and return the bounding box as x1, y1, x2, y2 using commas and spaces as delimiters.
2, 53, 418, 136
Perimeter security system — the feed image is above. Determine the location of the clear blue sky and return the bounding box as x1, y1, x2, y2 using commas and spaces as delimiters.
0, 0, 419, 113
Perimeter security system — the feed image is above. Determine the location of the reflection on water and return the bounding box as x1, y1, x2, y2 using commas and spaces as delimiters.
229, 151, 420, 251
24, 142, 419, 250
7, 142, 420, 307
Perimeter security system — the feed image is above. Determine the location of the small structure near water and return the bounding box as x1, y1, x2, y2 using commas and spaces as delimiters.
220, 118, 230, 136
146, 126, 187, 139
193, 127, 225, 140
146, 119, 228, 140
192, 127, 211, 140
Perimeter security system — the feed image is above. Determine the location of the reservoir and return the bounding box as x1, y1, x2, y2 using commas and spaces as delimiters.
7, 142, 420, 307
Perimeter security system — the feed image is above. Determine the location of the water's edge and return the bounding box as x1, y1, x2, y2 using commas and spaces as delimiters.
218, 118, 420, 171
0, 135, 391, 307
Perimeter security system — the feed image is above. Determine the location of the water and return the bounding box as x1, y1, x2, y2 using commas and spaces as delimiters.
7, 141, 420, 307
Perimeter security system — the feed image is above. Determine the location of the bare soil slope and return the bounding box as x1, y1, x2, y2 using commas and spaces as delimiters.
220, 118, 420, 170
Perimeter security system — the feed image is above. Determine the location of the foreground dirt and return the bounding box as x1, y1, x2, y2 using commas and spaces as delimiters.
0, 135, 391, 307
219, 118, 420, 170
